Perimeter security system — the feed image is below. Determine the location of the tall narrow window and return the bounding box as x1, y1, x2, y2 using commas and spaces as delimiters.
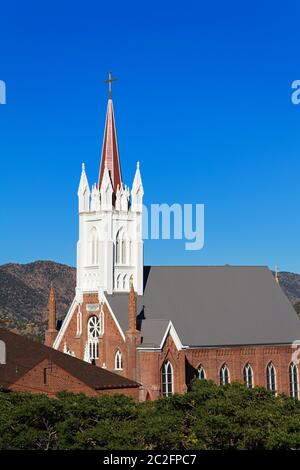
115, 228, 127, 266
220, 364, 230, 385
121, 240, 126, 264
116, 239, 120, 265
243, 363, 254, 389
76, 308, 82, 336
0, 340, 6, 365
266, 362, 277, 395
115, 350, 123, 370
289, 362, 299, 399
123, 274, 127, 290
116, 274, 121, 290
90, 228, 99, 265
162, 361, 173, 397
198, 365, 206, 380
88, 315, 100, 361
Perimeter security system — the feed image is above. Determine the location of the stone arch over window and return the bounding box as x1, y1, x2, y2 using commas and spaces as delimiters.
123, 274, 128, 290
89, 227, 99, 266
219, 363, 230, 385
0, 340, 6, 365
197, 364, 206, 380
87, 315, 100, 361
243, 363, 254, 389
115, 349, 123, 370
162, 360, 174, 397
116, 273, 121, 290
289, 362, 299, 399
266, 362, 277, 394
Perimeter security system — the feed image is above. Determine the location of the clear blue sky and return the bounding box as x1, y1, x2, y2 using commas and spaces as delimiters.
1, 1, 300, 272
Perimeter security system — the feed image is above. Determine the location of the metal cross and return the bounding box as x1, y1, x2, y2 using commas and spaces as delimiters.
104, 72, 117, 98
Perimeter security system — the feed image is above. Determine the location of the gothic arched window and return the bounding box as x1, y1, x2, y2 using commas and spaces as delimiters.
76, 308, 82, 336
266, 362, 277, 395
162, 361, 173, 397
243, 363, 254, 389
115, 350, 123, 370
88, 315, 100, 361
123, 274, 127, 290
220, 364, 230, 385
115, 228, 127, 266
90, 227, 99, 266
289, 362, 299, 399
198, 365, 206, 380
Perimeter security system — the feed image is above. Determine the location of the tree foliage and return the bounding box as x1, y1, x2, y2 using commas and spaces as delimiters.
1, 380, 300, 450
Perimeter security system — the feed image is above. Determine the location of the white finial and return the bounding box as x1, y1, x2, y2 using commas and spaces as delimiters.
137, 161, 140, 169
82, 162, 85, 171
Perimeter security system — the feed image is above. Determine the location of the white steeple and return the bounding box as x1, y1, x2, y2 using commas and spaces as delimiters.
131, 161, 144, 213
100, 163, 113, 211
76, 74, 144, 296
78, 163, 90, 213
90, 183, 100, 212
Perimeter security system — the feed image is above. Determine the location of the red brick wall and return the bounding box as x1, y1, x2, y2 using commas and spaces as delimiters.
58, 294, 126, 376
137, 333, 298, 399
9, 358, 98, 396
57, 296, 299, 401
9, 358, 140, 399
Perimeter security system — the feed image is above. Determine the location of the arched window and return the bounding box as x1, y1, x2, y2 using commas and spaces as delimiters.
162, 361, 173, 397
198, 365, 206, 380
116, 273, 121, 290
243, 363, 254, 389
220, 364, 230, 385
121, 240, 126, 264
115, 228, 127, 266
115, 350, 123, 370
90, 227, 99, 265
123, 274, 127, 290
88, 315, 100, 361
266, 362, 277, 394
0, 340, 6, 365
289, 362, 299, 399
76, 308, 82, 336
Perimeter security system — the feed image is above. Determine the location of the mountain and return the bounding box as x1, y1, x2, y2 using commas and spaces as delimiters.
0, 261, 76, 340
0, 261, 299, 341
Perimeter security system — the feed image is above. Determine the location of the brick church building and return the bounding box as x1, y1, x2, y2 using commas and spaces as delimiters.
47, 76, 300, 401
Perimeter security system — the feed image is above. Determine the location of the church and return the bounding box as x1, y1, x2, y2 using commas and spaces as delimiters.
46, 75, 300, 401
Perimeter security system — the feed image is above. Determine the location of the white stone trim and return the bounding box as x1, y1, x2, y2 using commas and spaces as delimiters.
137, 321, 189, 351
101, 292, 126, 342
53, 297, 78, 349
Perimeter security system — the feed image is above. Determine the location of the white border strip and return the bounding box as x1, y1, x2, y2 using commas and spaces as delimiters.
53, 297, 78, 349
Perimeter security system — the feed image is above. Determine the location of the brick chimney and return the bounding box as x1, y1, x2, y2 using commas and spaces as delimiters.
125, 283, 141, 381
44, 283, 58, 347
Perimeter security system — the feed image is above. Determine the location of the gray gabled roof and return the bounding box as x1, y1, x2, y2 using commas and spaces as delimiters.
107, 266, 300, 348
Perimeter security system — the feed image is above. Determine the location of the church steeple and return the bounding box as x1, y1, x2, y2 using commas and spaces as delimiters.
45, 283, 58, 347
98, 73, 122, 194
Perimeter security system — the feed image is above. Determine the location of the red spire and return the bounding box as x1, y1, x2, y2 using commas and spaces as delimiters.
98, 97, 122, 193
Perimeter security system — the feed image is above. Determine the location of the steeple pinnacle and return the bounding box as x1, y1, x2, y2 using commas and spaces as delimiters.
98, 74, 122, 193
45, 283, 58, 346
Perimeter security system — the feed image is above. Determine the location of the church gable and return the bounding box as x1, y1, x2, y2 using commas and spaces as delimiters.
54, 293, 126, 370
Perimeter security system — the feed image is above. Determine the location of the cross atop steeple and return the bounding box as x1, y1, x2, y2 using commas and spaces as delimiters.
104, 71, 117, 99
